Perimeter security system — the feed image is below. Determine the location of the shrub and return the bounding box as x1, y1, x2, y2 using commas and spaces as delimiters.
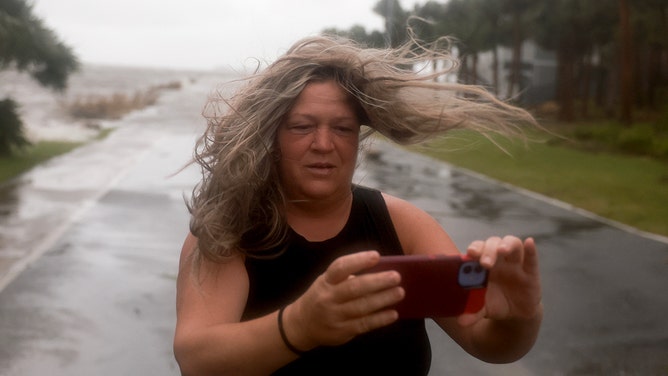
615, 124, 655, 156
66, 88, 160, 120
651, 137, 668, 159
64, 80, 182, 120
0, 98, 31, 156
571, 122, 618, 143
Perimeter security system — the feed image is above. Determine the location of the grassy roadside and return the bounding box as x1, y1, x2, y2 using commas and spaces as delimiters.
0, 141, 84, 182
0, 128, 115, 183
414, 129, 668, 238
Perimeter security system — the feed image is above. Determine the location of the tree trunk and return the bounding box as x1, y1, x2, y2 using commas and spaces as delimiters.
471, 53, 479, 85
492, 46, 499, 97
619, 0, 633, 126
506, 10, 523, 99
459, 55, 470, 85
557, 40, 576, 122
581, 53, 593, 118
647, 45, 660, 109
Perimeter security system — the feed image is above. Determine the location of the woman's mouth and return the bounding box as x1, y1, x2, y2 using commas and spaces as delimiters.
306, 163, 335, 174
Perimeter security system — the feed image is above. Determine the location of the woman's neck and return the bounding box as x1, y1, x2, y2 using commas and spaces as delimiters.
285, 191, 353, 242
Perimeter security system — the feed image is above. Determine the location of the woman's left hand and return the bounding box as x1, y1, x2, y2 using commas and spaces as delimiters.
458, 236, 542, 326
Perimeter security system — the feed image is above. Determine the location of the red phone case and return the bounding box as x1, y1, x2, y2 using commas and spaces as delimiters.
362, 254, 487, 318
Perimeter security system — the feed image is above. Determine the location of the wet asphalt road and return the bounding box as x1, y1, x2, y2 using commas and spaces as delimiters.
1, 76, 667, 376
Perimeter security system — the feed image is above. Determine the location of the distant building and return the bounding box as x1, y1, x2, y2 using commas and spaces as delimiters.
476, 40, 557, 105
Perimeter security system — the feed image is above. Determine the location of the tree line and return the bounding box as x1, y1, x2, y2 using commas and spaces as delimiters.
325, 0, 668, 126
0, 0, 78, 156
2, 0, 666, 158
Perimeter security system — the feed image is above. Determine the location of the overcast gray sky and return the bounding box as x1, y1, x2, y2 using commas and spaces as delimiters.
31, 0, 422, 71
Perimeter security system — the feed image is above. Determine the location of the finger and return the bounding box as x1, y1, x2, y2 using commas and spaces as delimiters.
478, 236, 502, 268
498, 235, 524, 264
335, 270, 402, 302
325, 251, 380, 285
522, 237, 539, 274
466, 240, 485, 258
339, 284, 405, 317
347, 308, 400, 335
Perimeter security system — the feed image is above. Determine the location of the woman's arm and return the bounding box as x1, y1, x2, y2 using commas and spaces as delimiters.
437, 236, 543, 363
174, 232, 406, 375
174, 233, 299, 376
383, 193, 543, 363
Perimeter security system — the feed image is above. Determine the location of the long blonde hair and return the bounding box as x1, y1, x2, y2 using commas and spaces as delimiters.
188, 35, 535, 262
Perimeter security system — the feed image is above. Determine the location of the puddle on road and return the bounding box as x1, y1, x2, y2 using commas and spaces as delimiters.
358, 140, 512, 222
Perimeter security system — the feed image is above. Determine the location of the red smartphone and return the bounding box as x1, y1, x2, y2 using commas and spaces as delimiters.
361, 254, 488, 318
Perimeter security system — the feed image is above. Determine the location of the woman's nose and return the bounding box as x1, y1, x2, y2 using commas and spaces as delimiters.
311, 127, 335, 151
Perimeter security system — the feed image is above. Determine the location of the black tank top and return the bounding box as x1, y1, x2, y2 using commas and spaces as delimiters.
243, 186, 431, 375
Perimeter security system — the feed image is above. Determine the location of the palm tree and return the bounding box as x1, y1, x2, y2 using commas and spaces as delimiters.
496, 0, 542, 100
374, 0, 409, 48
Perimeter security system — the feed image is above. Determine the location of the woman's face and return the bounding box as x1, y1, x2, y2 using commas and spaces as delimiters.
277, 80, 361, 203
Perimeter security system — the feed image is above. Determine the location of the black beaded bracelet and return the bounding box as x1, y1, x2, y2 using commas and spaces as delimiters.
278, 306, 305, 355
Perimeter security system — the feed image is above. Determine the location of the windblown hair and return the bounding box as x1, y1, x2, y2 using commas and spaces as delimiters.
188, 34, 535, 263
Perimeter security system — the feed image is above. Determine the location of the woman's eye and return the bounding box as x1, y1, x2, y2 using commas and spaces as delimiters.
288, 124, 314, 134
333, 125, 358, 135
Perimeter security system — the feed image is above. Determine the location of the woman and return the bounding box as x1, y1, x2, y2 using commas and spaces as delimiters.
174, 35, 543, 375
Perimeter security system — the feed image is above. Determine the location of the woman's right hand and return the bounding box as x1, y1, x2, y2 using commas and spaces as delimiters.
280, 250, 404, 352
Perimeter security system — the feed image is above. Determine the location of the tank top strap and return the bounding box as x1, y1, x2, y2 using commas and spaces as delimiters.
352, 185, 404, 256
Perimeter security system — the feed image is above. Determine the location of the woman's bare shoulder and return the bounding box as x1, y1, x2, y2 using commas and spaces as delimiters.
381, 192, 459, 256
176, 232, 249, 325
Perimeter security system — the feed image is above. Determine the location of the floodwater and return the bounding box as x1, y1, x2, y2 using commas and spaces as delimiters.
1, 65, 667, 375
0, 65, 222, 142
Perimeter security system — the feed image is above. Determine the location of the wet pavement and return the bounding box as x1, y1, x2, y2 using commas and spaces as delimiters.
360, 143, 668, 375
1, 74, 667, 375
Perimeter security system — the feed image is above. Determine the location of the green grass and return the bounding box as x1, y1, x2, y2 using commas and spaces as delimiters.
0, 127, 116, 184
0, 141, 83, 182
414, 129, 668, 238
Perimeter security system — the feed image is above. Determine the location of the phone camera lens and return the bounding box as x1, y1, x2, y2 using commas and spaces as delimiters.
458, 261, 487, 288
